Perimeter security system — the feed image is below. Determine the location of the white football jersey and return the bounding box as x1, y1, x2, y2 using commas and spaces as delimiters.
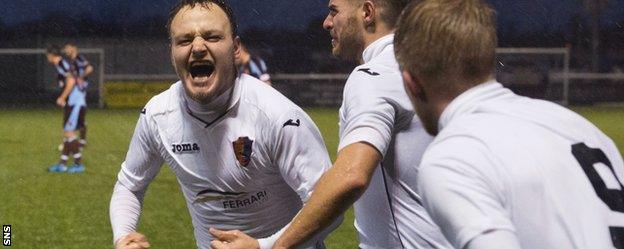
114, 75, 332, 249
419, 81, 624, 249
338, 34, 451, 249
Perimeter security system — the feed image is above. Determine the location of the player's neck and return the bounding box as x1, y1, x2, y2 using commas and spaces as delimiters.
427, 75, 494, 134
362, 25, 394, 51
358, 26, 394, 64
184, 86, 233, 117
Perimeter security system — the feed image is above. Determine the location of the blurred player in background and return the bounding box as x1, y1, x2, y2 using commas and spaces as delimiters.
64, 43, 92, 147
46, 45, 86, 173
259, 0, 451, 248
235, 41, 272, 85
109, 1, 338, 249
395, 0, 624, 248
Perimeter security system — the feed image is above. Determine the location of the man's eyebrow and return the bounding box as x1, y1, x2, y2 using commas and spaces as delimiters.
173, 29, 223, 38
328, 4, 338, 12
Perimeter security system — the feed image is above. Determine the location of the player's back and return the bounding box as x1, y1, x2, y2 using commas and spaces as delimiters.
54, 58, 86, 106
434, 83, 624, 248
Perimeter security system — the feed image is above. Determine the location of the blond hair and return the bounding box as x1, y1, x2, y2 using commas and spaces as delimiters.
394, 0, 497, 89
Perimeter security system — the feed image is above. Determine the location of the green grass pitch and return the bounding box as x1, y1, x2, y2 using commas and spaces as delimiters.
1, 106, 623, 248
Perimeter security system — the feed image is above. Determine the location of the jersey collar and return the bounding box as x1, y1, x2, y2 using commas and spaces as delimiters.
179, 76, 243, 128
438, 80, 513, 132
362, 34, 394, 63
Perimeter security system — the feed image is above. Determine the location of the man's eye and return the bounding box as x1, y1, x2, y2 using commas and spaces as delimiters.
177, 39, 192, 45
207, 36, 222, 42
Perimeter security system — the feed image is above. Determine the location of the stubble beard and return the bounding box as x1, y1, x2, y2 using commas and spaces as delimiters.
184, 54, 238, 104
334, 16, 365, 63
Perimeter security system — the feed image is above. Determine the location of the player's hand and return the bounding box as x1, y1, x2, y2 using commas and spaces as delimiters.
209, 228, 260, 249
56, 97, 66, 107
115, 232, 150, 249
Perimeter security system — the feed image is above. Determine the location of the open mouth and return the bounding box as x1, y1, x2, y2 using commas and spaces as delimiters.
189, 61, 215, 80
330, 35, 338, 47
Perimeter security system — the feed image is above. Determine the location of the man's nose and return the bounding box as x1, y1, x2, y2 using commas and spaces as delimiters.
323, 15, 332, 31
191, 37, 208, 58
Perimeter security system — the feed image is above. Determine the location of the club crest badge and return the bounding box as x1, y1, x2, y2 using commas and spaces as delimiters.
232, 136, 253, 167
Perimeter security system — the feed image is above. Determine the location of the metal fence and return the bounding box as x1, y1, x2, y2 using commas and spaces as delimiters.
2, 45, 624, 108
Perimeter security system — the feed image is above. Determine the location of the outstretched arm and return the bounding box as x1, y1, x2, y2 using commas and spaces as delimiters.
273, 142, 380, 249
110, 108, 164, 248
210, 211, 343, 249
110, 182, 150, 249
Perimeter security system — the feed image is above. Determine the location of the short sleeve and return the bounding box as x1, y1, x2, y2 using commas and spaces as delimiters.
418, 135, 516, 249
338, 72, 396, 156
269, 108, 332, 202
117, 110, 165, 192
58, 60, 72, 77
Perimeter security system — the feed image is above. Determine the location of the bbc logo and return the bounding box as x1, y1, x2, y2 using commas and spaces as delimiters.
2, 225, 10, 246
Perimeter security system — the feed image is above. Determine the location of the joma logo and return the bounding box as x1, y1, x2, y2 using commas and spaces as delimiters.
172, 143, 200, 153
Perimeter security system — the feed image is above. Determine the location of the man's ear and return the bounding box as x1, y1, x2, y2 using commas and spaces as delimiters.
170, 48, 176, 71
401, 70, 426, 102
362, 0, 376, 28
233, 36, 242, 57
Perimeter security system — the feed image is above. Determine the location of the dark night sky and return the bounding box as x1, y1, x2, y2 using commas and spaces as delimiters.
0, 0, 622, 73
1, 0, 623, 33
491, 0, 624, 33
0, 0, 329, 31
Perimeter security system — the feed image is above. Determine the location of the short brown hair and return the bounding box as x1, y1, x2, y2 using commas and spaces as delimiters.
167, 0, 238, 37
370, 0, 411, 27
394, 0, 497, 87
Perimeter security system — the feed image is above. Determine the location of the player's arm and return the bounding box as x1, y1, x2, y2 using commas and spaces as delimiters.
213, 145, 370, 249
263, 108, 347, 249
110, 183, 150, 249
275, 142, 380, 249
418, 135, 520, 249
56, 74, 75, 107
465, 230, 521, 249
110, 108, 164, 248
81, 56, 93, 80
83, 64, 94, 78
275, 73, 397, 248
